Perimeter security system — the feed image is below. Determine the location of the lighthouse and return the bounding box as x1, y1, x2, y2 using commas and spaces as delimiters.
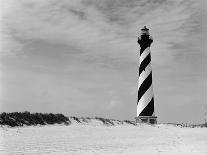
136, 26, 157, 124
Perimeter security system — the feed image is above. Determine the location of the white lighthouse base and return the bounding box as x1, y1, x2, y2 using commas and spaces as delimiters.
135, 116, 157, 124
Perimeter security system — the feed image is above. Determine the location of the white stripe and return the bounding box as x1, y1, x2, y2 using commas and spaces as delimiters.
137, 84, 153, 116
138, 62, 152, 89
139, 47, 150, 65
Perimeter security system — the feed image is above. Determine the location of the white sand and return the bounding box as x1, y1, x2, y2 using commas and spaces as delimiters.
0, 123, 207, 155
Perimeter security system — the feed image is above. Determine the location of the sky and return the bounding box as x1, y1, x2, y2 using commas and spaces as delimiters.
0, 0, 207, 123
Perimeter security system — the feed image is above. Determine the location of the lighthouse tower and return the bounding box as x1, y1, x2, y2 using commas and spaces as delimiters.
136, 26, 157, 124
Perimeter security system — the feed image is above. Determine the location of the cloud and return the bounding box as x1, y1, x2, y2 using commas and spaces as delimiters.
2, 0, 206, 64
0, 1, 192, 51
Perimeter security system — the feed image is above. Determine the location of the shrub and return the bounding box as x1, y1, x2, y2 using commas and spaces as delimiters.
0, 112, 70, 127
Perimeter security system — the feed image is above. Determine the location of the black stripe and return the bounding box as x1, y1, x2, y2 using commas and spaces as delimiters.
140, 46, 148, 55
139, 53, 151, 76
139, 97, 154, 116
138, 72, 152, 101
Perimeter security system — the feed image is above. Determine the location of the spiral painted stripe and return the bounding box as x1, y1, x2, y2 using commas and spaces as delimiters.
139, 47, 150, 64
139, 53, 151, 76
138, 72, 152, 101
139, 97, 154, 116
137, 45, 154, 117
137, 84, 153, 116
138, 63, 152, 89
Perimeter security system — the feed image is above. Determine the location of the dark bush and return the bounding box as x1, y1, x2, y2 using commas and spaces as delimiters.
0, 112, 70, 127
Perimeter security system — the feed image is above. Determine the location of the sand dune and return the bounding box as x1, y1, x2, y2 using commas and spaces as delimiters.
1, 119, 207, 155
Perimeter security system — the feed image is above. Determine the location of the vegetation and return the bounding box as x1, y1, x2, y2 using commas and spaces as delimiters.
0, 111, 70, 127
124, 120, 136, 125
1, 112, 205, 128
70, 116, 81, 123
166, 123, 207, 128
95, 117, 115, 125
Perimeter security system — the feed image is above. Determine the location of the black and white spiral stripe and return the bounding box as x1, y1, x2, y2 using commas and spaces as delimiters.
137, 40, 154, 116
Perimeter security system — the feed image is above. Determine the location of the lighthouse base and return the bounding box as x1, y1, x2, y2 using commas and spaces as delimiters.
135, 116, 157, 124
